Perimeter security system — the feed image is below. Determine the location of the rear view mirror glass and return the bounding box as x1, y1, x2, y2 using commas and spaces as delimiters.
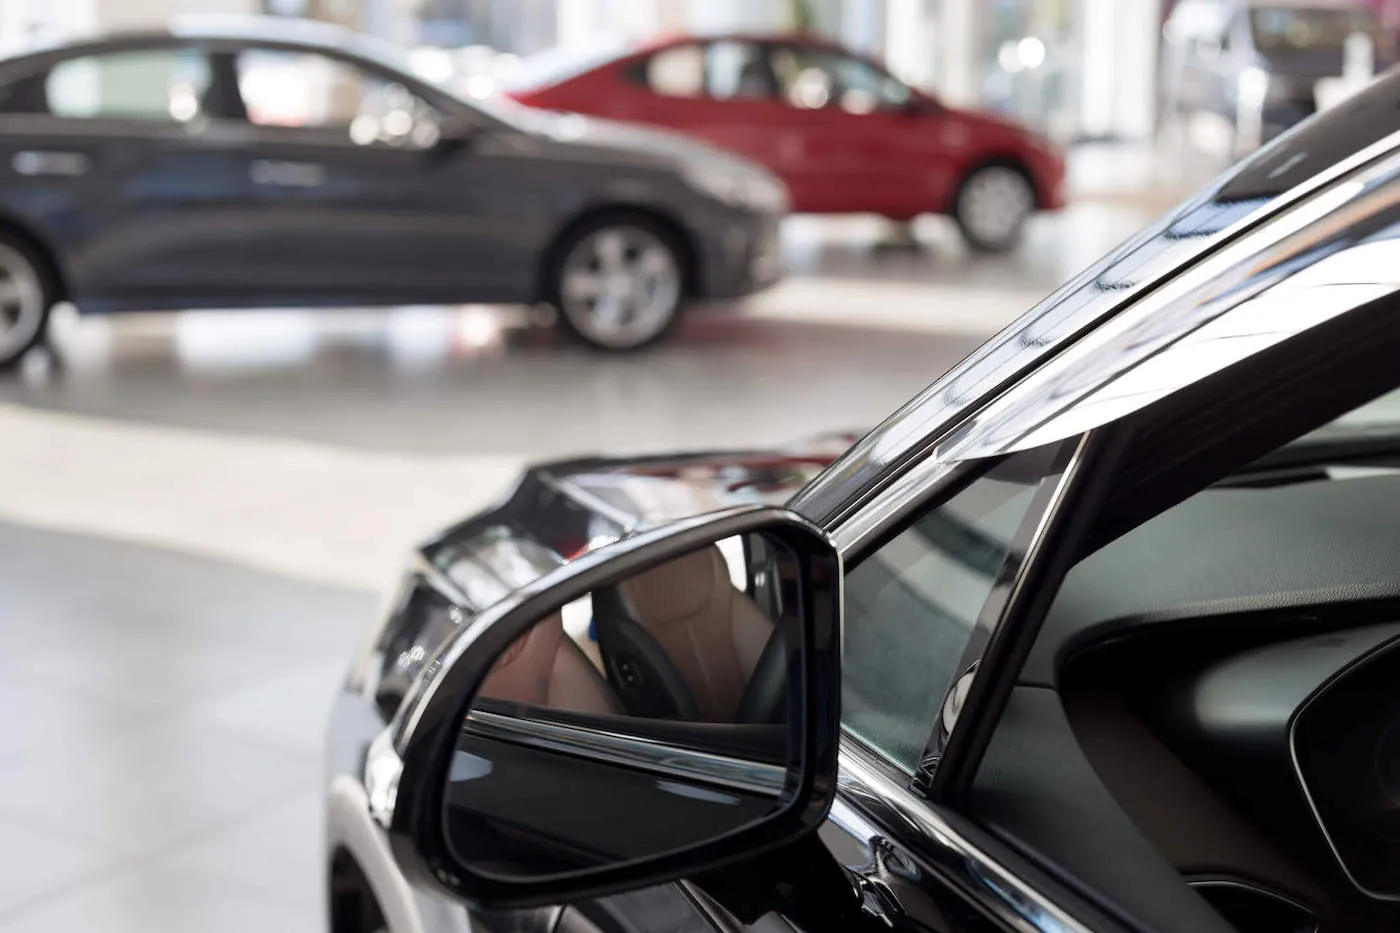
443, 532, 802, 881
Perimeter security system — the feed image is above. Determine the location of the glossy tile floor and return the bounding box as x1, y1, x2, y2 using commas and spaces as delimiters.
0, 203, 1158, 931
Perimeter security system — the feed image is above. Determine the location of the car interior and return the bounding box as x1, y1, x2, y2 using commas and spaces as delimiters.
968, 318, 1400, 933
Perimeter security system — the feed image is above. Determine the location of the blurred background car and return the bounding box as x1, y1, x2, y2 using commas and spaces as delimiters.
0, 18, 786, 363
504, 32, 1065, 253
1160, 0, 1396, 151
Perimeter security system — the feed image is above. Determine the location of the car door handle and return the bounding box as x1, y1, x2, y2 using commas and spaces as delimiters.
249, 159, 326, 188
11, 150, 90, 176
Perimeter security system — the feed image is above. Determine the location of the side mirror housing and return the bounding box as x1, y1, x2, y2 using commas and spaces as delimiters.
376, 506, 842, 908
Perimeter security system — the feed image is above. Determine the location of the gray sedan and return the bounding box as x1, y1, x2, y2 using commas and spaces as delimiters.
0, 17, 787, 363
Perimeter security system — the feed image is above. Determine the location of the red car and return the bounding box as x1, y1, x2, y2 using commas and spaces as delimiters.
506, 33, 1067, 253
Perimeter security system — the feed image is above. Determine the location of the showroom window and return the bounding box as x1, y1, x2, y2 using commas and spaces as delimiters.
236, 49, 441, 147
46, 48, 211, 122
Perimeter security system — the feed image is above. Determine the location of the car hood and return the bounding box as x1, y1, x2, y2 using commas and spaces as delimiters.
417, 431, 860, 612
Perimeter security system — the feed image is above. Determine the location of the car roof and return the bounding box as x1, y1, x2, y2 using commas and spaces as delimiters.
791, 67, 1400, 526
0, 15, 403, 70
638, 29, 852, 54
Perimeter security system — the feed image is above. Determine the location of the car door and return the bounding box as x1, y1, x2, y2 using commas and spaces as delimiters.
221, 44, 528, 306
0, 41, 261, 310
761, 44, 941, 217
549, 443, 1115, 933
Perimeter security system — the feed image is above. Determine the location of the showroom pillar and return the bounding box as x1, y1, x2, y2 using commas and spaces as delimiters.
1078, 0, 1160, 139
932, 0, 979, 105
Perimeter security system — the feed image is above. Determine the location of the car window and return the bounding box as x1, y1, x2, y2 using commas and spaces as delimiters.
645, 44, 704, 98
768, 46, 910, 113
45, 48, 211, 122
841, 454, 1058, 771
1250, 5, 1380, 52
705, 41, 775, 100
235, 49, 441, 147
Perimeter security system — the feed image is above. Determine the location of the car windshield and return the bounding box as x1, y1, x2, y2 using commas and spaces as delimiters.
1249, 5, 1380, 52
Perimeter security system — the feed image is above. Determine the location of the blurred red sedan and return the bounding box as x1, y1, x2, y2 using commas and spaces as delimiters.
506, 33, 1066, 253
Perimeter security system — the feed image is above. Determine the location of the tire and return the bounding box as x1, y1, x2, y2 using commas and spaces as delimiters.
953, 164, 1036, 255
545, 214, 686, 352
0, 233, 54, 369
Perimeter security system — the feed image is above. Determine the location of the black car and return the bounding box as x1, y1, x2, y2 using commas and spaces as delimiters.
329, 65, 1400, 933
0, 17, 786, 362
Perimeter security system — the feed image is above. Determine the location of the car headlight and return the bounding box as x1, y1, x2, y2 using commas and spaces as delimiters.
683, 162, 789, 213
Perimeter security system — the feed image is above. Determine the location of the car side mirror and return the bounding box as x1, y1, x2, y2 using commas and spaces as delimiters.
375, 506, 842, 908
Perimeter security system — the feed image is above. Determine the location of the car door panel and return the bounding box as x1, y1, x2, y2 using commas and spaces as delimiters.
0, 49, 262, 311
228, 48, 537, 306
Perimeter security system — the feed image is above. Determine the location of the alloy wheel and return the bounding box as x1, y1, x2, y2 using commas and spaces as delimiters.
0, 243, 46, 363
558, 225, 682, 350
957, 167, 1034, 251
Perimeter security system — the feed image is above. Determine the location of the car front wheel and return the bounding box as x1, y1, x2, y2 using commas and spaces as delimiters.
548, 217, 685, 351
0, 235, 53, 369
953, 165, 1036, 254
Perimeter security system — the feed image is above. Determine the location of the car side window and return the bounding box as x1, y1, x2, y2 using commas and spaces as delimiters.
705, 41, 775, 100
235, 49, 441, 147
841, 454, 1059, 771
768, 46, 910, 113
45, 48, 211, 122
644, 44, 704, 98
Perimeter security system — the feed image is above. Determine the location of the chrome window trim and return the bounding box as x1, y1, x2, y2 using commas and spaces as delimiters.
810, 125, 1400, 534
836, 742, 1105, 933
463, 709, 786, 797
832, 145, 1400, 556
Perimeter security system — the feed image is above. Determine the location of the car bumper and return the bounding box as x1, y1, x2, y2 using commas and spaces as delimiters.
696, 210, 784, 301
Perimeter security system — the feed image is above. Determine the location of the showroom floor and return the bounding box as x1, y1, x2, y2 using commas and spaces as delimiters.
0, 204, 1158, 931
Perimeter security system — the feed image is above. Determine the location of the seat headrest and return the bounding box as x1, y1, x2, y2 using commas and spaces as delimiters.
619, 546, 729, 626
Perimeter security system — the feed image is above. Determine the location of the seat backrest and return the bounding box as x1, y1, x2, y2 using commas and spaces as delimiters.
608, 545, 773, 722
477, 612, 620, 716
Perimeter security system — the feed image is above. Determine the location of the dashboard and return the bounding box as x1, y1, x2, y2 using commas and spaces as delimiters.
1292, 630, 1400, 899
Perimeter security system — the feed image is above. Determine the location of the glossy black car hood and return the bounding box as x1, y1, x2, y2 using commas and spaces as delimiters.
418, 432, 859, 612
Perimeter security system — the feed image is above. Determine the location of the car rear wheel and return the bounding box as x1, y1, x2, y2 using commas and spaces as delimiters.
953, 165, 1035, 254
549, 217, 685, 351
0, 236, 53, 369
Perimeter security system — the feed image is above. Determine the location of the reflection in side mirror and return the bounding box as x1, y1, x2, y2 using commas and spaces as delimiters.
447, 532, 798, 881
382, 507, 841, 910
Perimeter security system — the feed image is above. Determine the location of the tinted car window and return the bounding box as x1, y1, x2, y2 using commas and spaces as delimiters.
45, 48, 210, 121
236, 49, 440, 147
842, 460, 1049, 770
705, 41, 774, 99
768, 46, 910, 113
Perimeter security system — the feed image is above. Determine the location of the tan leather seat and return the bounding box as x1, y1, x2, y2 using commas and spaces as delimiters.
614, 546, 773, 721
476, 613, 619, 716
